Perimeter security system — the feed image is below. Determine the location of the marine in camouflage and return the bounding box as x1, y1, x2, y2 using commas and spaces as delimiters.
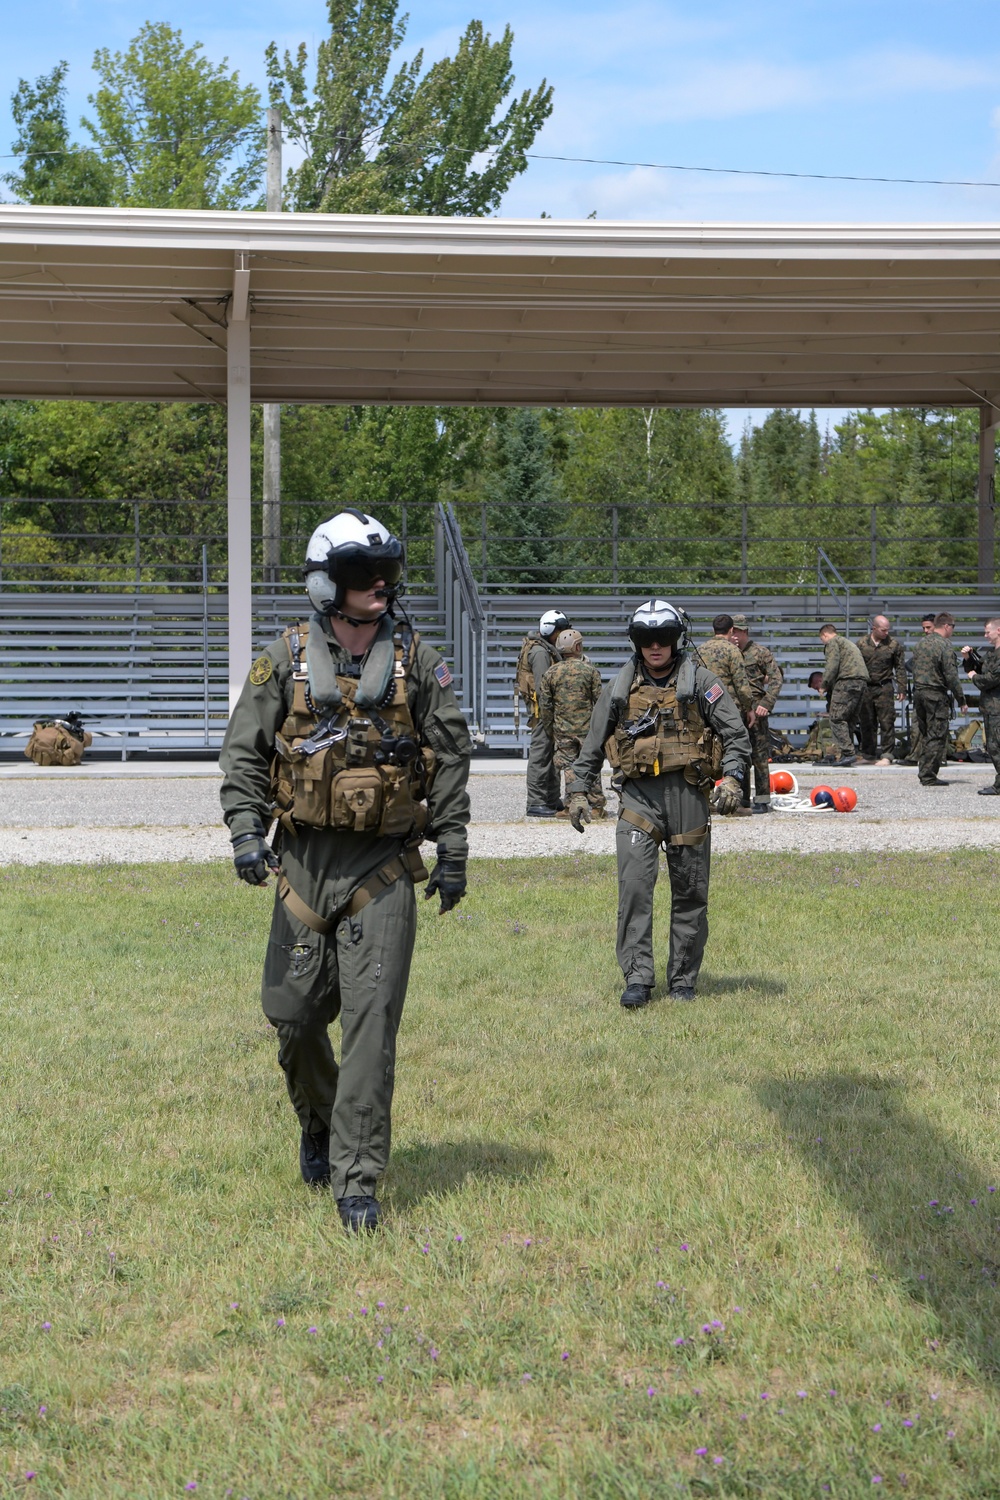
821, 631, 869, 761
911, 631, 965, 783
539, 655, 606, 810
856, 630, 905, 759
695, 636, 752, 714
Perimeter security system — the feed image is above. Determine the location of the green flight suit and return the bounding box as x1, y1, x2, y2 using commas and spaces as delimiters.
737, 638, 783, 805
219, 619, 471, 1199
910, 632, 965, 783
522, 635, 562, 810
569, 653, 750, 994
968, 646, 1000, 789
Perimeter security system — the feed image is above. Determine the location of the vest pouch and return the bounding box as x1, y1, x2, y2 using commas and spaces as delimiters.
330, 768, 385, 833
288, 746, 336, 828
378, 764, 418, 837
603, 732, 621, 770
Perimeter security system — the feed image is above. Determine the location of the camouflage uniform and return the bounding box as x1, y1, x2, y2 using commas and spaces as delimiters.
538, 655, 606, 812
856, 633, 906, 759
968, 646, 1000, 790
695, 636, 753, 715
522, 636, 562, 811
568, 654, 750, 996
911, 633, 966, 783
821, 633, 869, 759
737, 638, 783, 805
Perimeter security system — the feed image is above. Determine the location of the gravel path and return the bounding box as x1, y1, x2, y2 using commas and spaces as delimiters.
0, 763, 997, 863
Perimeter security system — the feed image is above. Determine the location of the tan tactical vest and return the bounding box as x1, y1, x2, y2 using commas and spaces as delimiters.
270, 622, 436, 837
24, 719, 92, 767
604, 671, 721, 788
515, 634, 559, 715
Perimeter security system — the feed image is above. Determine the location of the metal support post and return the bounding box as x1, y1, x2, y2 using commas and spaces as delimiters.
870, 506, 877, 596
262, 108, 282, 588
227, 262, 252, 714
740, 502, 749, 595
978, 405, 996, 596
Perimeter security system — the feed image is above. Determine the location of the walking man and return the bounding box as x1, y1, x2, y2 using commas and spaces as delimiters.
910, 611, 967, 786
818, 622, 869, 766
856, 615, 906, 765
566, 600, 749, 1009
538, 628, 606, 817
962, 616, 1000, 796
729, 613, 783, 813
219, 510, 471, 1233
516, 608, 570, 816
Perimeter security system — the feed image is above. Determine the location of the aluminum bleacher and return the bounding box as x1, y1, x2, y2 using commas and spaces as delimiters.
0, 591, 448, 757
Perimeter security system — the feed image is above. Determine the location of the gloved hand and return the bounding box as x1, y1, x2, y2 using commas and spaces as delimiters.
568, 792, 591, 832
231, 829, 280, 886
711, 775, 743, 815
425, 845, 467, 913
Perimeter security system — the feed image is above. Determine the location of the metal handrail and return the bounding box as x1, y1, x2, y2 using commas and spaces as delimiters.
816, 547, 852, 633
435, 501, 486, 738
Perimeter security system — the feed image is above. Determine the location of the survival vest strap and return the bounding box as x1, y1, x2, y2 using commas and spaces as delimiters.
276, 842, 430, 936
619, 806, 709, 848
515, 635, 560, 716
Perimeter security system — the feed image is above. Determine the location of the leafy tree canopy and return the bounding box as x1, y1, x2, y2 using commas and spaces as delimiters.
266, 1, 553, 214
5, 24, 264, 209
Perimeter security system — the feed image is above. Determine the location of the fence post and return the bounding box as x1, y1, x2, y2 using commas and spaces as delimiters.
134, 501, 141, 588
870, 506, 877, 596
611, 505, 619, 590
202, 544, 210, 747
740, 502, 749, 595
481, 502, 488, 589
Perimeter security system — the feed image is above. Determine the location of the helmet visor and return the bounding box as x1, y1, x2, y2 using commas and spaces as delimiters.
628, 623, 681, 648
307, 538, 404, 591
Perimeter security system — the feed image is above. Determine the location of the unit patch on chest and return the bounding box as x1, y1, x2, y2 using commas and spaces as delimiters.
249, 655, 273, 686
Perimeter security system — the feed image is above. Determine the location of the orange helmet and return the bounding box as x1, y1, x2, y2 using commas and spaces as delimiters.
832, 786, 858, 813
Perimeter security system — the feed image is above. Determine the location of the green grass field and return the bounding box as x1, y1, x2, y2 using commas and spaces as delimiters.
2, 851, 1000, 1499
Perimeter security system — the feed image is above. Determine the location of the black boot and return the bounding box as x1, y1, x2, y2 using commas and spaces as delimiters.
300, 1127, 331, 1187
337, 1195, 381, 1233
620, 984, 651, 1009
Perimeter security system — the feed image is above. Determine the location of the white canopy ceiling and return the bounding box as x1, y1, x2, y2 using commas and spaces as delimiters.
1, 206, 999, 409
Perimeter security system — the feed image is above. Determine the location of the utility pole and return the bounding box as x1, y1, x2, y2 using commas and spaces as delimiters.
262, 107, 282, 589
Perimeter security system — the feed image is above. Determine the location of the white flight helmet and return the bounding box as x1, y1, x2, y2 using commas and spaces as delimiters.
303, 508, 404, 616
627, 598, 687, 650
539, 608, 570, 639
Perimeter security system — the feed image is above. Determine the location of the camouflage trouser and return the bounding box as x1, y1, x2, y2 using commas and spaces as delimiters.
616, 775, 711, 993
526, 719, 560, 811
859, 681, 898, 759
741, 716, 771, 805
985, 709, 1000, 788
827, 678, 865, 758
261, 830, 417, 1200
914, 690, 951, 782
554, 734, 605, 810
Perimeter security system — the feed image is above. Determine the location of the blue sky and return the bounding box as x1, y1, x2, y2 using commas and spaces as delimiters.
3, 0, 999, 435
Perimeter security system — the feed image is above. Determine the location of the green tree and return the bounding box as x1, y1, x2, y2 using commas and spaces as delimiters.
266, 1, 553, 215
480, 409, 562, 591
6, 25, 263, 210
3, 63, 112, 206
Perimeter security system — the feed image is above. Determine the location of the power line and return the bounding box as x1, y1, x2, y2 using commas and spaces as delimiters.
3, 136, 1000, 191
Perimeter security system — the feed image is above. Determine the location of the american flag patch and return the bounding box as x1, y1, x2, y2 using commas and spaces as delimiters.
434, 661, 453, 688
704, 683, 724, 705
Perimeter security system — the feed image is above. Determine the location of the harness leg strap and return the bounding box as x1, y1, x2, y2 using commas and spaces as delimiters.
276, 843, 429, 936
619, 806, 710, 848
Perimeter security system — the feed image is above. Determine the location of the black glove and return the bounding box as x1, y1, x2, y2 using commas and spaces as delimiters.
232, 829, 280, 886
424, 845, 467, 913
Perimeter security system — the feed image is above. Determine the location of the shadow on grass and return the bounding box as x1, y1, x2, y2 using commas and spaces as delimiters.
697, 973, 787, 998
759, 1072, 1000, 1380
386, 1138, 550, 1211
